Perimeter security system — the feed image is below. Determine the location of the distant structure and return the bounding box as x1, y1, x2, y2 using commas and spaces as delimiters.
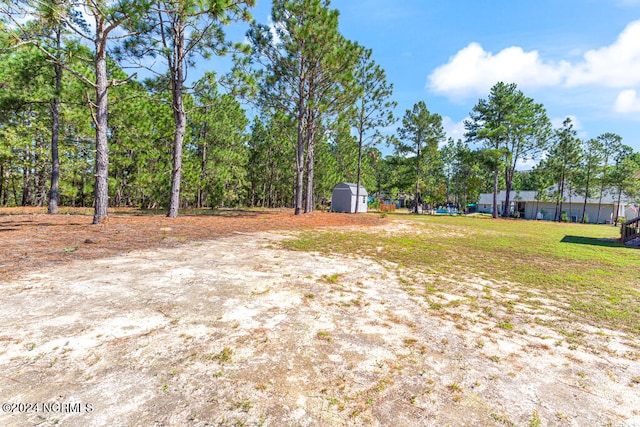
477, 189, 636, 223
331, 183, 368, 213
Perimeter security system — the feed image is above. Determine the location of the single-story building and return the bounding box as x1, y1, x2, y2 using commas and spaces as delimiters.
331, 183, 368, 213
477, 189, 638, 223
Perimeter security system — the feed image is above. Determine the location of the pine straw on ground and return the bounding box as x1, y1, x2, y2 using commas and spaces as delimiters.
0, 207, 386, 280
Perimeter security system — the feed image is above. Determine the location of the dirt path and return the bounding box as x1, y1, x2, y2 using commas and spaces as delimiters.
1, 228, 639, 426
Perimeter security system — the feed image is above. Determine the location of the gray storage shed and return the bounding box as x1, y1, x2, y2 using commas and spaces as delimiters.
331, 183, 368, 213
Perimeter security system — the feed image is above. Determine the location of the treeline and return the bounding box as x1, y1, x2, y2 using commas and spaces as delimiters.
1, 1, 638, 222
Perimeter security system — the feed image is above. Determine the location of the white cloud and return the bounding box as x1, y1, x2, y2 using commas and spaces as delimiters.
615, 89, 640, 112
428, 19, 640, 101
565, 20, 640, 87
516, 157, 539, 170
268, 16, 283, 45
550, 115, 589, 139
428, 43, 568, 97
442, 116, 467, 142
551, 115, 582, 130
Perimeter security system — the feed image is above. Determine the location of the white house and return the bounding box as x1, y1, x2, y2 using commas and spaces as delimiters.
477, 189, 637, 223
331, 183, 368, 213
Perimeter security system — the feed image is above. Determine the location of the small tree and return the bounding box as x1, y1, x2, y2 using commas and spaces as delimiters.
3, 0, 150, 223
123, 0, 253, 217
546, 118, 582, 222
594, 133, 622, 223
395, 101, 445, 213
465, 82, 550, 219
351, 47, 395, 213
238, 0, 359, 214
576, 137, 603, 223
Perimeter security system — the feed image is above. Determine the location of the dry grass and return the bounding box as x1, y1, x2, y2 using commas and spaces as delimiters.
0, 207, 385, 280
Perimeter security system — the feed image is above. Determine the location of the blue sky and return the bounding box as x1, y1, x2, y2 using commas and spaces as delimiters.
206, 0, 640, 157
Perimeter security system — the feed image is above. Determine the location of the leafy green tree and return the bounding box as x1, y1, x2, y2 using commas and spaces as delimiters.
4, 0, 152, 222
395, 101, 445, 213
529, 162, 555, 219
4, 0, 74, 212
594, 132, 622, 223
382, 151, 415, 203
108, 79, 162, 207
123, 0, 253, 217
366, 147, 387, 196
441, 139, 485, 209
546, 118, 582, 221
330, 117, 359, 184
188, 74, 249, 208
575, 137, 603, 223
608, 146, 638, 225
246, 113, 295, 208
240, 0, 359, 214
313, 130, 341, 211
351, 47, 395, 212
465, 82, 550, 218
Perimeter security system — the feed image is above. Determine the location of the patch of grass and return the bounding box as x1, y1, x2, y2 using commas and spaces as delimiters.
213, 347, 233, 364
490, 412, 516, 426
403, 337, 418, 346
316, 331, 332, 342
529, 410, 542, 427
233, 399, 252, 412
497, 320, 514, 330
319, 274, 340, 284
282, 216, 640, 333
447, 382, 462, 392
327, 397, 344, 411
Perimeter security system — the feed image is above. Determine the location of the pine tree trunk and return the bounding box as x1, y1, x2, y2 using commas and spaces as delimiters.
503, 170, 512, 218
304, 115, 317, 214
557, 169, 566, 222
304, 146, 315, 213
596, 166, 608, 224
92, 24, 109, 224
492, 169, 498, 218
568, 181, 573, 222
614, 188, 622, 226
355, 125, 364, 214
22, 147, 31, 206
0, 164, 4, 206
198, 140, 207, 208
581, 171, 590, 223
294, 106, 305, 215
414, 143, 421, 214
48, 29, 62, 214
167, 24, 186, 218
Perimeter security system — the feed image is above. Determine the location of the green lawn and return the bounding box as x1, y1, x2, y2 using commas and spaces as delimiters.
284, 214, 640, 334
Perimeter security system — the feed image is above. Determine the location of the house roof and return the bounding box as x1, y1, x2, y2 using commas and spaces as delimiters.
478, 188, 634, 205
478, 191, 536, 205
333, 183, 368, 197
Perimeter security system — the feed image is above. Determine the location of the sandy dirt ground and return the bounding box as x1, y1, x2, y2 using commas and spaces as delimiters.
1, 217, 639, 426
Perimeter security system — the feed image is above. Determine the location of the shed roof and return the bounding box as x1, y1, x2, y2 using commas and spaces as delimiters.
333, 183, 368, 197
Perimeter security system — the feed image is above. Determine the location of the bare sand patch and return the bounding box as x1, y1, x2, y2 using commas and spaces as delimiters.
0, 230, 639, 426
